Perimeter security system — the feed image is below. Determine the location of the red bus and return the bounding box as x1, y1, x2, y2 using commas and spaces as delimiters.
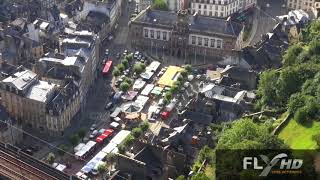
95, 129, 114, 144
102, 59, 112, 75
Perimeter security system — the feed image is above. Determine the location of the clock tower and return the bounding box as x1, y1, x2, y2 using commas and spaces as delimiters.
171, 10, 189, 58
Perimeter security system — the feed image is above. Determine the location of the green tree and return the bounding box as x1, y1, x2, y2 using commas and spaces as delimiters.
131, 127, 143, 138
47, 152, 55, 165
287, 93, 307, 114
120, 82, 130, 92
180, 70, 188, 78
312, 134, 320, 147
282, 43, 303, 66
294, 107, 309, 124
123, 77, 133, 85
191, 173, 210, 180
151, 0, 168, 10
117, 63, 125, 72
112, 68, 121, 77
118, 144, 125, 154
177, 76, 183, 82
123, 134, 135, 147
170, 85, 179, 94
78, 128, 86, 142
125, 53, 133, 61
164, 91, 173, 102
69, 135, 80, 148
139, 121, 149, 132
176, 175, 186, 180
58, 144, 68, 156
97, 162, 107, 174
122, 59, 129, 68
183, 64, 192, 73
133, 63, 145, 74
217, 119, 286, 149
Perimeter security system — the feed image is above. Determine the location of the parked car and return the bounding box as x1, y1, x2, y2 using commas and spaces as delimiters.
90, 124, 97, 131
105, 49, 109, 57
105, 102, 113, 110
23, 149, 33, 156
116, 53, 121, 59
89, 130, 99, 139
98, 128, 106, 134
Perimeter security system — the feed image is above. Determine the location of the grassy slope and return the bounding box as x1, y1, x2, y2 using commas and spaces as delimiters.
279, 118, 320, 149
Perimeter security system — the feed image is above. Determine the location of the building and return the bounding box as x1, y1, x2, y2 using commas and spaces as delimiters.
277, 9, 310, 40
37, 29, 99, 110
0, 105, 23, 145
0, 68, 80, 135
190, 0, 256, 18
166, 0, 188, 12
286, 0, 315, 11
130, 8, 244, 60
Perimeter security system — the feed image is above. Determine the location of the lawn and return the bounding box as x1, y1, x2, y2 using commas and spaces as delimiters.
204, 165, 215, 180
278, 118, 320, 149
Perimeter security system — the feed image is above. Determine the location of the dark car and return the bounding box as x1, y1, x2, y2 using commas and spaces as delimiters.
105, 102, 113, 110
23, 149, 33, 156
116, 53, 121, 59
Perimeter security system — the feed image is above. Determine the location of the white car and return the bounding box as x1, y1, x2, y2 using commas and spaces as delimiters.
90, 124, 96, 131
89, 130, 99, 139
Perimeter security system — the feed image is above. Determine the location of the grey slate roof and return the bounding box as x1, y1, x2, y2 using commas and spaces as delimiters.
134, 10, 243, 37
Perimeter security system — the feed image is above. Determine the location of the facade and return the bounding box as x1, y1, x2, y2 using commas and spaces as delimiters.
286, 0, 314, 11
0, 68, 80, 135
130, 8, 244, 60
0, 105, 23, 144
190, 0, 256, 18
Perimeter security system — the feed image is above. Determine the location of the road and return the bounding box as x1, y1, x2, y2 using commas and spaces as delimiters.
250, 0, 286, 45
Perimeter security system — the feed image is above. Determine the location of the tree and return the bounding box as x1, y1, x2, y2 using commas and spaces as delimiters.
133, 63, 145, 74
176, 175, 186, 180
177, 75, 183, 82
287, 93, 307, 114
295, 107, 309, 124
282, 43, 303, 66
97, 162, 107, 174
257, 70, 279, 108
132, 127, 143, 138
117, 63, 125, 72
123, 77, 133, 85
123, 134, 135, 147
313, 134, 320, 147
78, 128, 86, 142
69, 135, 80, 148
122, 59, 129, 68
105, 153, 116, 164
164, 91, 173, 102
125, 53, 133, 61
151, 0, 168, 10
58, 144, 68, 156
191, 173, 210, 180
173, 81, 182, 89
180, 70, 188, 78
47, 152, 55, 165
170, 85, 179, 94
183, 64, 192, 73
118, 144, 125, 154
217, 119, 286, 149
120, 82, 130, 92
139, 121, 149, 132
112, 68, 121, 77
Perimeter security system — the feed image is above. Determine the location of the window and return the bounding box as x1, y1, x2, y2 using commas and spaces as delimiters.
198, 37, 202, 45
157, 31, 160, 39
210, 39, 215, 47
163, 32, 167, 40
204, 38, 209, 46
217, 40, 222, 48
150, 30, 154, 38
144, 29, 148, 37
191, 36, 196, 44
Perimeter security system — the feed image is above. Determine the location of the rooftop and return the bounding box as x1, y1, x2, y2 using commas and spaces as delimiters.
2, 69, 37, 91
134, 9, 243, 37
25, 80, 56, 102
158, 66, 184, 87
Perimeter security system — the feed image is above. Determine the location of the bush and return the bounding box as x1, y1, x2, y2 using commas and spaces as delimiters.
117, 63, 125, 72
118, 144, 125, 154
176, 175, 186, 180
164, 91, 173, 101
97, 162, 107, 173
120, 82, 130, 92
173, 81, 182, 88
151, 0, 168, 10
287, 94, 306, 114
177, 76, 183, 82
132, 127, 143, 138
123, 77, 133, 85
170, 85, 179, 94
58, 144, 68, 156
112, 68, 121, 77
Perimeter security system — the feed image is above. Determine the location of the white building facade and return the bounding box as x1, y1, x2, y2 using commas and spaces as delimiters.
190, 0, 256, 18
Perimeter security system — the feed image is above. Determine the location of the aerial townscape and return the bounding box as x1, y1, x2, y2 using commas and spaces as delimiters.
0, 0, 320, 179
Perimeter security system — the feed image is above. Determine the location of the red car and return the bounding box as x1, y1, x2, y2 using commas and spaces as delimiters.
95, 128, 114, 143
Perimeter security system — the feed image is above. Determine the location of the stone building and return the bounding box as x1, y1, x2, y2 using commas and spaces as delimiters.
190, 0, 256, 18
0, 105, 23, 145
129, 8, 244, 60
0, 68, 80, 136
